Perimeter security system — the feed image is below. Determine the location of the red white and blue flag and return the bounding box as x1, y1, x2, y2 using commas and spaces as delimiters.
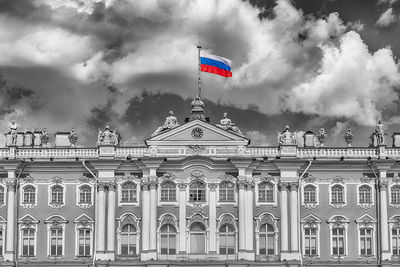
200, 51, 232, 77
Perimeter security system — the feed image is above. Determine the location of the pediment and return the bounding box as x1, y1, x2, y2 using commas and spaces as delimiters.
145, 119, 250, 146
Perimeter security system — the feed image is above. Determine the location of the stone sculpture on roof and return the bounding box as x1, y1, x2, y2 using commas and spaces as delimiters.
216, 112, 243, 136
68, 128, 79, 147
278, 125, 296, 145
98, 125, 120, 145
151, 111, 179, 136
375, 119, 385, 145
7, 121, 18, 146
41, 128, 50, 147
344, 128, 353, 147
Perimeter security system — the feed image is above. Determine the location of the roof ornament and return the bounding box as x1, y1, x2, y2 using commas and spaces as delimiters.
216, 112, 243, 136
189, 95, 206, 121
375, 120, 385, 145
6, 121, 18, 146
317, 128, 327, 147
41, 128, 50, 147
97, 125, 120, 146
68, 128, 79, 147
344, 128, 353, 147
151, 111, 179, 137
278, 125, 296, 145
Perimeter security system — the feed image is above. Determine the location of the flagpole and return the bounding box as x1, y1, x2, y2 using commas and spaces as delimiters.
197, 45, 202, 98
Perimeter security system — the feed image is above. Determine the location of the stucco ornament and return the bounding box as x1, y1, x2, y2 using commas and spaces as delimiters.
216, 112, 243, 136
278, 125, 296, 145
97, 125, 120, 145
7, 120, 18, 146
41, 128, 50, 147
151, 110, 179, 136
344, 128, 353, 147
317, 128, 327, 146
68, 128, 79, 147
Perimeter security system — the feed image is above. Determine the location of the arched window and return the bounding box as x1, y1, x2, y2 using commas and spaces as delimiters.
219, 224, 235, 254
219, 181, 235, 202
258, 182, 274, 203
0, 186, 4, 205
303, 185, 316, 203
79, 185, 92, 204
121, 182, 137, 203
121, 224, 137, 255
51, 185, 64, 204
23, 185, 36, 204
160, 224, 176, 254
189, 181, 206, 202
331, 185, 344, 204
359, 185, 372, 204
160, 181, 176, 202
190, 222, 206, 253
259, 223, 275, 255
392, 185, 400, 204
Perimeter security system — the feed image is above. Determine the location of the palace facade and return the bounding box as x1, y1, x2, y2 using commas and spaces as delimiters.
0, 97, 400, 267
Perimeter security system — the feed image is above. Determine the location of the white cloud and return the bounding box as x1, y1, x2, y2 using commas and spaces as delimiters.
376, 8, 397, 27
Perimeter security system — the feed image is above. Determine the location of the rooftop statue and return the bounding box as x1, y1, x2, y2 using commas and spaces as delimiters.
7, 121, 18, 146
41, 128, 50, 147
216, 112, 243, 136
68, 128, 79, 147
278, 125, 296, 145
151, 111, 179, 136
317, 128, 327, 146
190, 95, 206, 121
98, 125, 120, 146
344, 128, 353, 147
375, 120, 385, 145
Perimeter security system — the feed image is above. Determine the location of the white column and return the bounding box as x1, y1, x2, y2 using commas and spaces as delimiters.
106, 183, 116, 258
280, 183, 289, 254
238, 180, 246, 257
209, 183, 217, 253
289, 183, 299, 252
380, 182, 390, 259
96, 183, 106, 255
245, 183, 254, 260
141, 183, 150, 257
4, 182, 15, 261
149, 179, 158, 257
178, 183, 187, 254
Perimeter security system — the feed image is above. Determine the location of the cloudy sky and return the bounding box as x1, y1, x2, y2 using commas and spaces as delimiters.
0, 0, 400, 147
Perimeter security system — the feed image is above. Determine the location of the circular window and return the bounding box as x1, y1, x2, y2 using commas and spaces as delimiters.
191, 128, 203, 139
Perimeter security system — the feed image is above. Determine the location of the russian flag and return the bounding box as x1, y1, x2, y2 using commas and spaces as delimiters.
200, 51, 232, 77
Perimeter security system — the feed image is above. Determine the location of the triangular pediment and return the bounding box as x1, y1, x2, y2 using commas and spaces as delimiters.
146, 119, 250, 146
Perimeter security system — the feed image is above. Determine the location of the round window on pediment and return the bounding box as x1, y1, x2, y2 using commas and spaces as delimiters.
191, 128, 203, 139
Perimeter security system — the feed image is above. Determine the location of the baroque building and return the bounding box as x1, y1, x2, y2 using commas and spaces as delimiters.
0, 97, 399, 267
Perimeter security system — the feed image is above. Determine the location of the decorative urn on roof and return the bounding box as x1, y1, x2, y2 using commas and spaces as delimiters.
189, 95, 205, 121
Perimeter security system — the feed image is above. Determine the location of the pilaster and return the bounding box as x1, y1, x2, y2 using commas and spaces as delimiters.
95, 183, 107, 260
245, 181, 255, 260
237, 178, 247, 260
279, 182, 289, 259
106, 182, 116, 260
148, 178, 158, 259
178, 183, 187, 255
208, 183, 218, 254
141, 182, 150, 260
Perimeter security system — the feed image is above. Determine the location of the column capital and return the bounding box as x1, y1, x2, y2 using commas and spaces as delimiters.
237, 180, 247, 190
380, 181, 388, 191
97, 182, 107, 191
107, 182, 116, 191
177, 183, 187, 190
245, 181, 255, 191
149, 179, 158, 190
6, 181, 15, 192
208, 183, 218, 190
141, 181, 150, 191
278, 182, 289, 191
289, 182, 299, 191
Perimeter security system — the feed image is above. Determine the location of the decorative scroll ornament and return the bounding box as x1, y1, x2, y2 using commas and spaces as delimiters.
187, 144, 206, 154
216, 112, 244, 136
360, 175, 372, 183
160, 172, 176, 181
22, 174, 34, 183
317, 128, 327, 147
159, 214, 177, 228
121, 214, 137, 227
217, 214, 237, 230
141, 181, 150, 191
219, 173, 236, 182
177, 183, 187, 189
187, 212, 208, 228
344, 128, 353, 147
259, 173, 275, 183
246, 181, 255, 191
68, 128, 79, 147
208, 183, 218, 190
237, 180, 247, 190
6, 181, 15, 191
393, 178, 400, 184
41, 128, 50, 147
191, 169, 204, 179
380, 182, 388, 191
151, 111, 179, 137
116, 175, 139, 183
278, 182, 289, 191
303, 173, 316, 183
79, 175, 94, 183
52, 176, 63, 184
278, 125, 296, 145
97, 125, 120, 146
289, 182, 299, 191
332, 176, 344, 184
107, 182, 116, 191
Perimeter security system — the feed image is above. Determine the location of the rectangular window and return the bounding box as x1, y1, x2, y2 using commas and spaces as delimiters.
0, 229, 3, 256
161, 234, 176, 254
50, 228, 63, 256
332, 228, 345, 256
304, 228, 317, 255
22, 228, 35, 256
393, 228, 400, 255
161, 187, 176, 202
78, 229, 91, 256
0, 189, 4, 205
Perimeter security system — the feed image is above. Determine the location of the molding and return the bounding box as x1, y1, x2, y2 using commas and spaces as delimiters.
48, 183, 66, 209
20, 183, 38, 209
302, 183, 319, 209
255, 180, 278, 206
357, 184, 374, 209
329, 183, 347, 208
76, 183, 94, 209
118, 180, 140, 207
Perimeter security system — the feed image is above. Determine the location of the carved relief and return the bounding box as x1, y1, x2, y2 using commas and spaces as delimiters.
331, 176, 344, 184
51, 176, 63, 184
190, 169, 204, 180
187, 144, 206, 155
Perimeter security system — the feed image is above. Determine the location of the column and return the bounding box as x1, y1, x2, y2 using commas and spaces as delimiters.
149, 179, 158, 258
106, 183, 116, 259
178, 183, 187, 254
289, 183, 299, 253
279, 183, 289, 255
4, 182, 15, 262
380, 181, 390, 260
96, 183, 106, 256
141, 182, 150, 259
208, 183, 218, 254
238, 180, 247, 259
245, 182, 255, 260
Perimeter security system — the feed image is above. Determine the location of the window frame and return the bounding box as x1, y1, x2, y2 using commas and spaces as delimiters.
45, 215, 67, 257
18, 214, 39, 258
116, 213, 141, 256
357, 184, 374, 209
160, 224, 177, 255
117, 180, 140, 207
189, 222, 207, 254
73, 214, 94, 258
327, 215, 350, 258
254, 212, 279, 258
301, 214, 321, 257
188, 180, 207, 203
390, 185, 400, 207
329, 184, 347, 208
76, 183, 94, 209
255, 181, 278, 206
218, 181, 236, 203
302, 183, 319, 208
20, 184, 38, 208
159, 181, 177, 203
48, 183, 66, 208
0, 216, 6, 257
0, 185, 5, 208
